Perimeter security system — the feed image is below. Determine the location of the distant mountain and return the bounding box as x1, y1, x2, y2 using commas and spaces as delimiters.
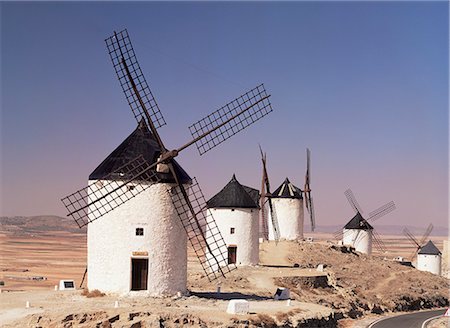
305, 224, 448, 237
0, 215, 86, 234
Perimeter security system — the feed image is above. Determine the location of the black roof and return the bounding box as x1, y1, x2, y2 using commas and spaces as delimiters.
271, 178, 303, 199
343, 212, 374, 230
418, 240, 441, 255
242, 185, 260, 206
206, 174, 259, 209
89, 120, 191, 184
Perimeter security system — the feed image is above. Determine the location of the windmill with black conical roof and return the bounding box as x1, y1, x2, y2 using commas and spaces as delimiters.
259, 147, 316, 241
403, 224, 441, 275
334, 189, 395, 255
61, 29, 273, 295
206, 174, 260, 269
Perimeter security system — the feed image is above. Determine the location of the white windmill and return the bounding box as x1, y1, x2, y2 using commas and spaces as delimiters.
206, 174, 260, 268
259, 147, 316, 242
404, 224, 441, 275
61, 29, 273, 295
335, 189, 395, 255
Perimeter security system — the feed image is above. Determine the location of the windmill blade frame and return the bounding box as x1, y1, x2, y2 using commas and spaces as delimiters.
419, 223, 434, 247
368, 201, 396, 222
189, 84, 273, 156
259, 145, 280, 242
304, 148, 315, 231
403, 227, 421, 248
344, 188, 363, 214
371, 229, 387, 253
259, 148, 269, 240
61, 155, 159, 228
307, 195, 316, 231
105, 29, 166, 130
169, 176, 236, 281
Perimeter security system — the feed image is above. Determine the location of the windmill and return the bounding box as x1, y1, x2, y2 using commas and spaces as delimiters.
205, 174, 260, 268
403, 224, 441, 275
61, 29, 273, 293
334, 189, 395, 255
259, 147, 315, 241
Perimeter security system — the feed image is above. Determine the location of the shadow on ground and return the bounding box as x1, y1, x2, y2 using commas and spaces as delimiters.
191, 291, 272, 301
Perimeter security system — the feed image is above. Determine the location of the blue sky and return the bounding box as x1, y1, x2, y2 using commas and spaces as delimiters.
1, 1, 448, 231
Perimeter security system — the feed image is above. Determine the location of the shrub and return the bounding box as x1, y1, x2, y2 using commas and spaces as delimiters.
81, 289, 105, 298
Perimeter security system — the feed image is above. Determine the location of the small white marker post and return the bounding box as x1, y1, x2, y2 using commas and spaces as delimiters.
54, 285, 58, 291
286, 299, 291, 306
26, 301, 30, 308
114, 301, 119, 308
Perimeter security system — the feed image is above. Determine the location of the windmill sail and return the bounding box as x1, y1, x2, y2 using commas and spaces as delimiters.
105, 29, 166, 130
169, 178, 236, 281
304, 148, 316, 231
259, 145, 280, 242
189, 85, 273, 155
61, 155, 158, 228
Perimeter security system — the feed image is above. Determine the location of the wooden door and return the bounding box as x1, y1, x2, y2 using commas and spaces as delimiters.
131, 258, 148, 290
227, 246, 237, 264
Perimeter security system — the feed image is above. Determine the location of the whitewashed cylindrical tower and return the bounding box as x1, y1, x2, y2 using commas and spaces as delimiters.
342, 212, 373, 255
205, 175, 259, 271
417, 240, 442, 275
267, 178, 304, 241
87, 121, 191, 296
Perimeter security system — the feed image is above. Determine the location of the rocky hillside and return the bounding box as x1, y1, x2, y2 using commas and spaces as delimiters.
280, 242, 449, 318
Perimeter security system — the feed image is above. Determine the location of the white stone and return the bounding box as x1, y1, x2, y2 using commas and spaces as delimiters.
342, 229, 372, 255
274, 287, 290, 300
87, 181, 187, 296
268, 198, 304, 241
316, 264, 324, 272
226, 299, 249, 314
417, 253, 441, 275
206, 207, 259, 272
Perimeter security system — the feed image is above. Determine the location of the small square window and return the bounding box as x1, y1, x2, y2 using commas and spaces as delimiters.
230, 227, 235, 234
136, 228, 144, 236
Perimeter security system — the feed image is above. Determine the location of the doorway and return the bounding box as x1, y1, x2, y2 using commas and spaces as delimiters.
227, 246, 237, 264
131, 258, 148, 290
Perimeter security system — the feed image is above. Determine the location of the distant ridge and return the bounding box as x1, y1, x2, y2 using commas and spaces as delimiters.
0, 215, 86, 234
305, 224, 448, 237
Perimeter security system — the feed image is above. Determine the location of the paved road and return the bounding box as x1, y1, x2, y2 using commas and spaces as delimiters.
369, 309, 446, 328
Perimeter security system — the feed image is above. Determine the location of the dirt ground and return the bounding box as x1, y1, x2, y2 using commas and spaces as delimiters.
1, 217, 448, 327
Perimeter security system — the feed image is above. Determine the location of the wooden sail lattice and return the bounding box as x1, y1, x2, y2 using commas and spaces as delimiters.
105, 29, 166, 129
189, 84, 272, 155
61, 155, 158, 228
169, 178, 236, 281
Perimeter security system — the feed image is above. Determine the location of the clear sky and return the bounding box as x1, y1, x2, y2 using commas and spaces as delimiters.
1, 1, 448, 232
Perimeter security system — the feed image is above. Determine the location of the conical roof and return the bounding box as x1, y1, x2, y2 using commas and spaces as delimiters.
418, 240, 441, 255
271, 178, 303, 199
89, 120, 191, 184
206, 174, 259, 209
343, 212, 373, 230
